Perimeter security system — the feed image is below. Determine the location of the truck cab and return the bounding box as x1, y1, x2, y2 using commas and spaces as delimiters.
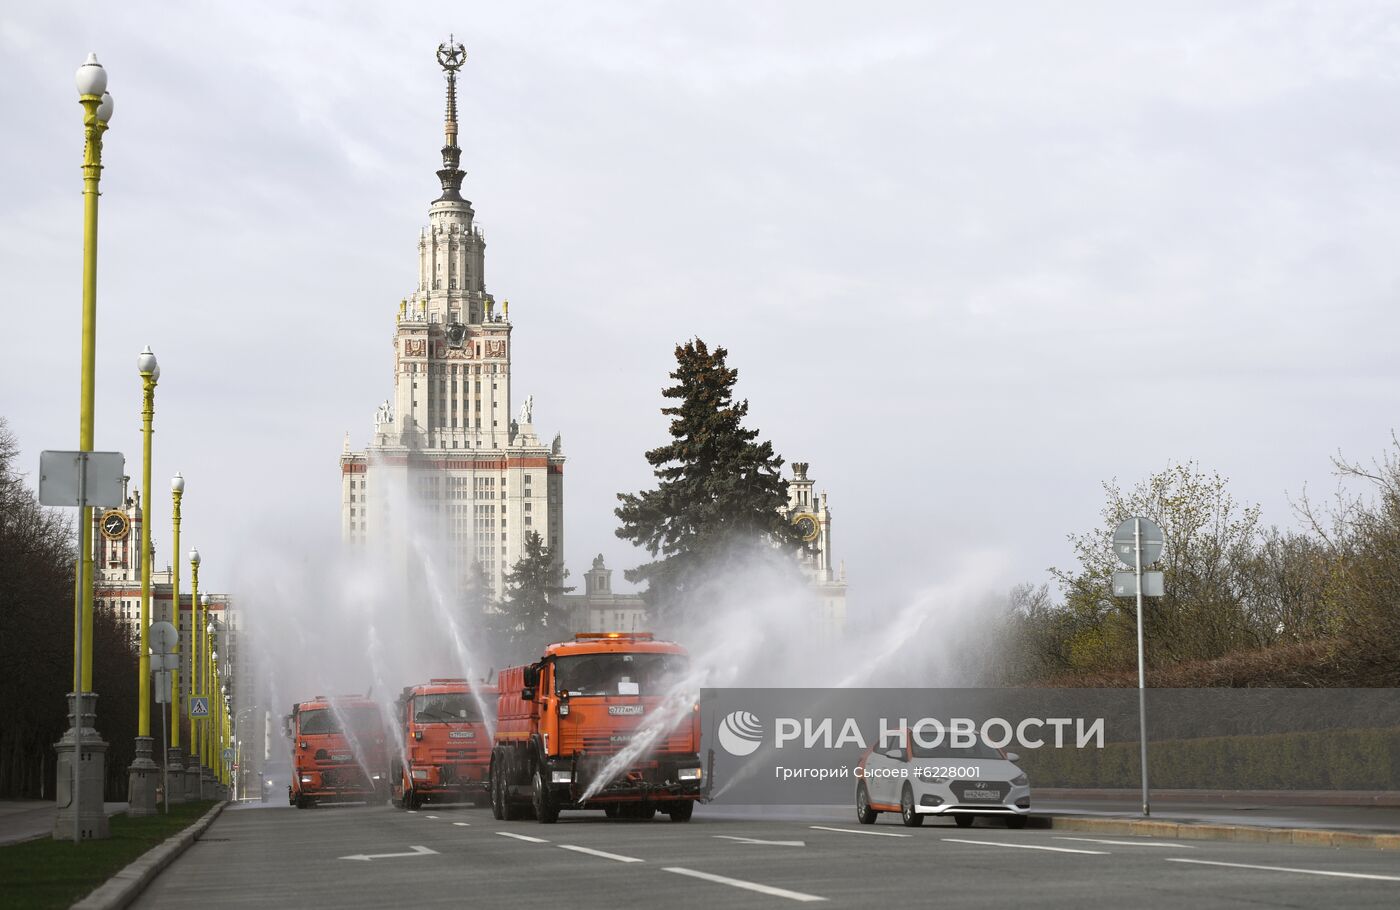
391, 678, 497, 809
285, 696, 390, 808
491, 632, 709, 823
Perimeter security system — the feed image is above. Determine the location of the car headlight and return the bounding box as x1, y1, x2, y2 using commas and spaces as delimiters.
1010, 772, 1028, 786
678, 767, 702, 781
411, 769, 430, 780
552, 771, 574, 783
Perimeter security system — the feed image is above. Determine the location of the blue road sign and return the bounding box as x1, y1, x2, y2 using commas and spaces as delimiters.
190, 696, 210, 718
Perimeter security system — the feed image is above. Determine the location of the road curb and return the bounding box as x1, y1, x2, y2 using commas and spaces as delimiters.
1046, 814, 1400, 851
1035, 788, 1400, 807
71, 801, 228, 910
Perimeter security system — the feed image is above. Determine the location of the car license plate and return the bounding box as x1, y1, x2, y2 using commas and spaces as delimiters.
331, 753, 352, 762
963, 788, 1000, 801
609, 705, 644, 716
449, 731, 475, 739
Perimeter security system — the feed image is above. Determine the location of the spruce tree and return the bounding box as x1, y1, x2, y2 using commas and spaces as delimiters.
496, 531, 573, 661
615, 339, 802, 623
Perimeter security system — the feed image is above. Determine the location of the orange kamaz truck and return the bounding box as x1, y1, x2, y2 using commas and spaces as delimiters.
390, 678, 497, 809
490, 632, 709, 823
285, 695, 391, 808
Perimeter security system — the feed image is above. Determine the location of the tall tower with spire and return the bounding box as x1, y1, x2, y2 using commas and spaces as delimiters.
340, 38, 566, 600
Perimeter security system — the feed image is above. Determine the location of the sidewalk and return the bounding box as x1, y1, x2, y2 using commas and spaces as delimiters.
0, 800, 129, 846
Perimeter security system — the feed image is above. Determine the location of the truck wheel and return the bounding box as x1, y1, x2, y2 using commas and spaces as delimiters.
604, 804, 620, 819
900, 785, 924, 827
667, 800, 694, 822
532, 769, 559, 824
856, 782, 878, 824
490, 770, 506, 820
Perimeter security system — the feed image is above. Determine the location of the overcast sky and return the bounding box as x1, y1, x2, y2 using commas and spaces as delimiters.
4, 2, 1399, 616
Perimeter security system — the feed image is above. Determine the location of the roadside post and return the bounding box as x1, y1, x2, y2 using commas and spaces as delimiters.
39, 449, 124, 842
1111, 516, 1165, 817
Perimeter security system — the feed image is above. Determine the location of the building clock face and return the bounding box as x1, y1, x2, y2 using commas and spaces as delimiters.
99, 509, 130, 541
793, 512, 820, 543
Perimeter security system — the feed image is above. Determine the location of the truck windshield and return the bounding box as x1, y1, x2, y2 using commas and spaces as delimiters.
414, 693, 492, 724
298, 706, 380, 736
553, 652, 689, 697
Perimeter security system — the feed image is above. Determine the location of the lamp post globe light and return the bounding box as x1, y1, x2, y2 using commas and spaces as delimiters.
54, 52, 117, 844
127, 348, 160, 816
166, 474, 187, 804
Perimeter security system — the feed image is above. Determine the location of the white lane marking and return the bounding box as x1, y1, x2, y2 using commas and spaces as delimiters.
664, 867, 826, 903
714, 835, 806, 847
496, 831, 549, 843
559, 844, 645, 863
340, 845, 438, 862
406, 810, 417, 814
453, 822, 470, 827
1055, 836, 1196, 849
809, 825, 911, 838
1166, 858, 1400, 882
943, 838, 1108, 855
425, 815, 439, 819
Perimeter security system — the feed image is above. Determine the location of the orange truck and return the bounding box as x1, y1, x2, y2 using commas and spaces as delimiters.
490, 632, 709, 823
285, 695, 391, 808
390, 678, 497, 809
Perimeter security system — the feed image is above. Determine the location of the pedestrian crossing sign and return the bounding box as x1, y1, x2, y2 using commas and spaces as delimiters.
190, 696, 210, 718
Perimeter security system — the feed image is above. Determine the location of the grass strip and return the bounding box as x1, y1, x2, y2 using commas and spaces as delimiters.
0, 800, 218, 910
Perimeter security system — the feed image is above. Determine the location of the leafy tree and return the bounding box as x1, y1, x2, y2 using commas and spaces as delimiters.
1300, 435, 1400, 663
495, 532, 573, 662
1049, 462, 1262, 672
615, 339, 802, 625
0, 417, 146, 799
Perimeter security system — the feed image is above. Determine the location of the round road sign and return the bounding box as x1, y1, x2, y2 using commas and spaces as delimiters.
148, 620, 178, 654
1113, 517, 1164, 568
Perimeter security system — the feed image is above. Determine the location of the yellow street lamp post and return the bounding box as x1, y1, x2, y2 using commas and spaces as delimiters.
167, 474, 186, 805
127, 348, 160, 815
190, 548, 202, 798
204, 602, 216, 788
54, 52, 116, 843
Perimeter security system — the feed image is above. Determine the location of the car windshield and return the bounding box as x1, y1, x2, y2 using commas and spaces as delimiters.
414, 692, 492, 724
910, 739, 1005, 760
553, 652, 689, 697
298, 705, 380, 736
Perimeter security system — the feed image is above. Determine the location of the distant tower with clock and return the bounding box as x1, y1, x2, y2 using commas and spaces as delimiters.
786, 462, 847, 636
340, 38, 565, 599
91, 478, 178, 636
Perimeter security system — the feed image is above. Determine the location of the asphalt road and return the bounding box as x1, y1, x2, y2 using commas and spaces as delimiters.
136, 802, 1400, 909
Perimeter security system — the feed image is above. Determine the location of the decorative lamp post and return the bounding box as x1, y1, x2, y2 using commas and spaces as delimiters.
127, 348, 159, 815
189, 547, 202, 797
54, 53, 116, 843
167, 474, 186, 804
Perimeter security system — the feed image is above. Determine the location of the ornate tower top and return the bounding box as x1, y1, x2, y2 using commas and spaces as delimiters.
435, 36, 467, 203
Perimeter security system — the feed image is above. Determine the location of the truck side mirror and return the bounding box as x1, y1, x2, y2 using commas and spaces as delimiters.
521, 687, 536, 702
523, 665, 540, 688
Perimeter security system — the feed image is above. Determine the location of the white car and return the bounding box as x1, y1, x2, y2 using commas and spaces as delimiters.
855, 738, 1030, 828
